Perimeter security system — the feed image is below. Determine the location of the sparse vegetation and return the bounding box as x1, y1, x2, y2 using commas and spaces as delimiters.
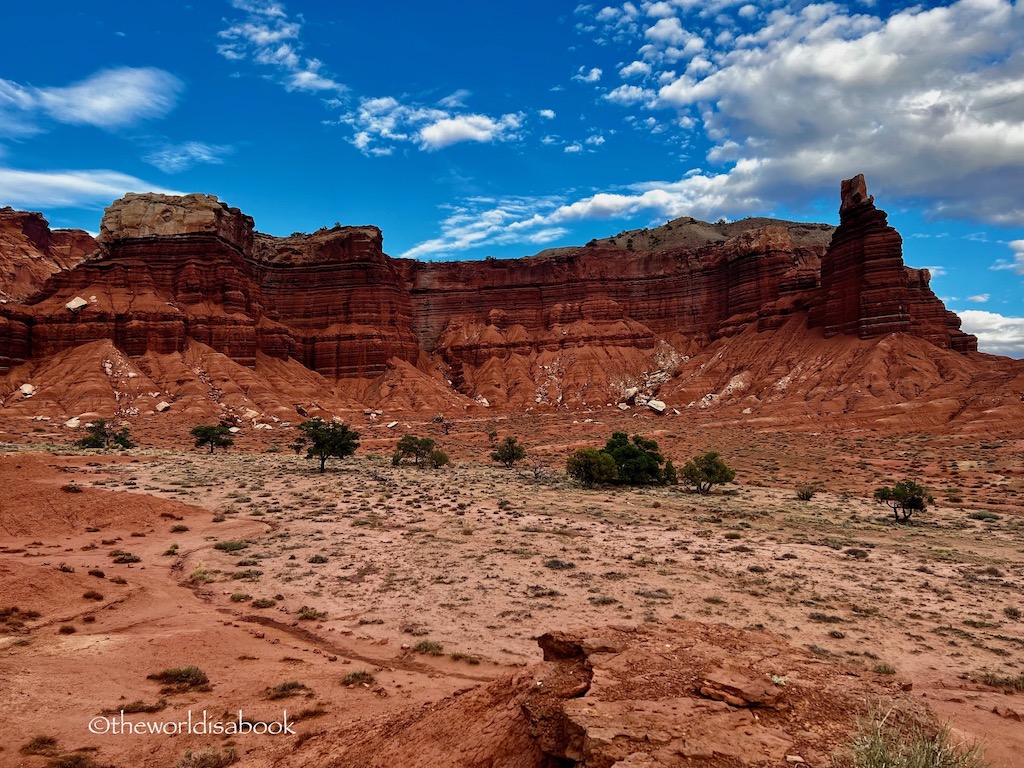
796, 483, 819, 501
491, 436, 527, 468
147, 665, 210, 691
681, 451, 736, 494
341, 670, 376, 686
191, 424, 234, 454
76, 419, 135, 449
393, 434, 435, 466
566, 447, 618, 486
874, 480, 933, 522
413, 639, 444, 655
265, 680, 309, 699
833, 712, 988, 768
175, 747, 238, 768
296, 418, 360, 472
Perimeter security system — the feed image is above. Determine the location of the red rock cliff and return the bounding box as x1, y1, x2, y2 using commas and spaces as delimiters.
810, 174, 976, 352
0, 176, 980, 411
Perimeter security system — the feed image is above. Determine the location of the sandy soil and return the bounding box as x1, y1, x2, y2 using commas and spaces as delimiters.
1, 414, 1022, 767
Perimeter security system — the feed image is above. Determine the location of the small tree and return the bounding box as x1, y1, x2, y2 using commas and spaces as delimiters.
429, 449, 450, 469
491, 436, 527, 468
603, 432, 665, 485
76, 419, 135, 449
681, 451, 735, 495
394, 434, 435, 466
191, 425, 234, 454
297, 418, 360, 473
874, 480, 932, 522
566, 448, 618, 487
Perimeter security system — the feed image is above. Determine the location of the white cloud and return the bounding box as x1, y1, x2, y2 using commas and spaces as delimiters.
619, 60, 652, 78
564, 142, 583, 153
419, 113, 522, 151
573, 66, 603, 83
967, 294, 990, 303
959, 310, 1024, 358
400, 195, 568, 259
144, 142, 234, 173
343, 96, 523, 154
604, 84, 656, 106
581, 0, 1024, 226
0, 68, 182, 137
0, 167, 181, 209
219, 2, 345, 94
538, 108, 556, 119
990, 240, 1024, 274
438, 89, 472, 108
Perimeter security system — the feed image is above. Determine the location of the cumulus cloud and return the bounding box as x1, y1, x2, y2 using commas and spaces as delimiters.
342, 96, 523, 154
967, 294, 990, 303
219, 1, 345, 93
419, 113, 523, 151
583, 0, 1024, 225
572, 66, 603, 83
603, 84, 656, 106
0, 68, 182, 137
144, 141, 234, 173
959, 310, 1024, 358
538, 108, 556, 119
0, 167, 181, 209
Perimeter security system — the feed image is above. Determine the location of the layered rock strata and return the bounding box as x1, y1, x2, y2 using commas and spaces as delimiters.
0, 176, 980, 411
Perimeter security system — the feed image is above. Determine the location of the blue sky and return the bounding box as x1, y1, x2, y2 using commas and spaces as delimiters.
1, 0, 1022, 355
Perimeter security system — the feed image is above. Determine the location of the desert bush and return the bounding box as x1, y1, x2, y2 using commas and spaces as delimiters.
341, 670, 375, 686
681, 452, 736, 494
566, 447, 618, 486
147, 666, 210, 691
76, 419, 135, 449
251, 598, 276, 608
21, 735, 59, 755
796, 483, 819, 501
413, 640, 444, 655
394, 434, 435, 466
603, 432, 667, 485
175, 747, 238, 768
429, 449, 450, 469
491, 436, 527, 468
265, 680, 308, 699
213, 541, 248, 552
191, 425, 234, 454
874, 479, 933, 522
834, 712, 987, 768
296, 606, 327, 621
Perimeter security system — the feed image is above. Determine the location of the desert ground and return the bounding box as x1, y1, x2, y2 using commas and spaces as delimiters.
1, 412, 1022, 767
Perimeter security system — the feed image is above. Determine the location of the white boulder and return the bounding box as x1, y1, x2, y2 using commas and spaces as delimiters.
65, 296, 89, 312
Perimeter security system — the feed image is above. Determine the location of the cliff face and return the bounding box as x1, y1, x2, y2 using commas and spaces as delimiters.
0, 207, 95, 302
810, 174, 976, 352
0, 175, 989, 419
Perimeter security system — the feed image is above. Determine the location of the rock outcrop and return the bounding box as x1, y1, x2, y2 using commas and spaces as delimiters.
0, 176, 1011, 425
0, 207, 94, 301
811, 174, 976, 351
282, 621, 927, 768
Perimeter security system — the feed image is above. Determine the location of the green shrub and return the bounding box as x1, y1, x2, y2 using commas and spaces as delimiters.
491, 436, 527, 467
566, 447, 618, 486
76, 419, 135, 449
341, 670, 375, 686
265, 680, 308, 700
682, 451, 736, 494
413, 640, 444, 655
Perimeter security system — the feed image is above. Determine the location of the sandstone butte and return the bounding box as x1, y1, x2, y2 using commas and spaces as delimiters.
1, 174, 1022, 432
